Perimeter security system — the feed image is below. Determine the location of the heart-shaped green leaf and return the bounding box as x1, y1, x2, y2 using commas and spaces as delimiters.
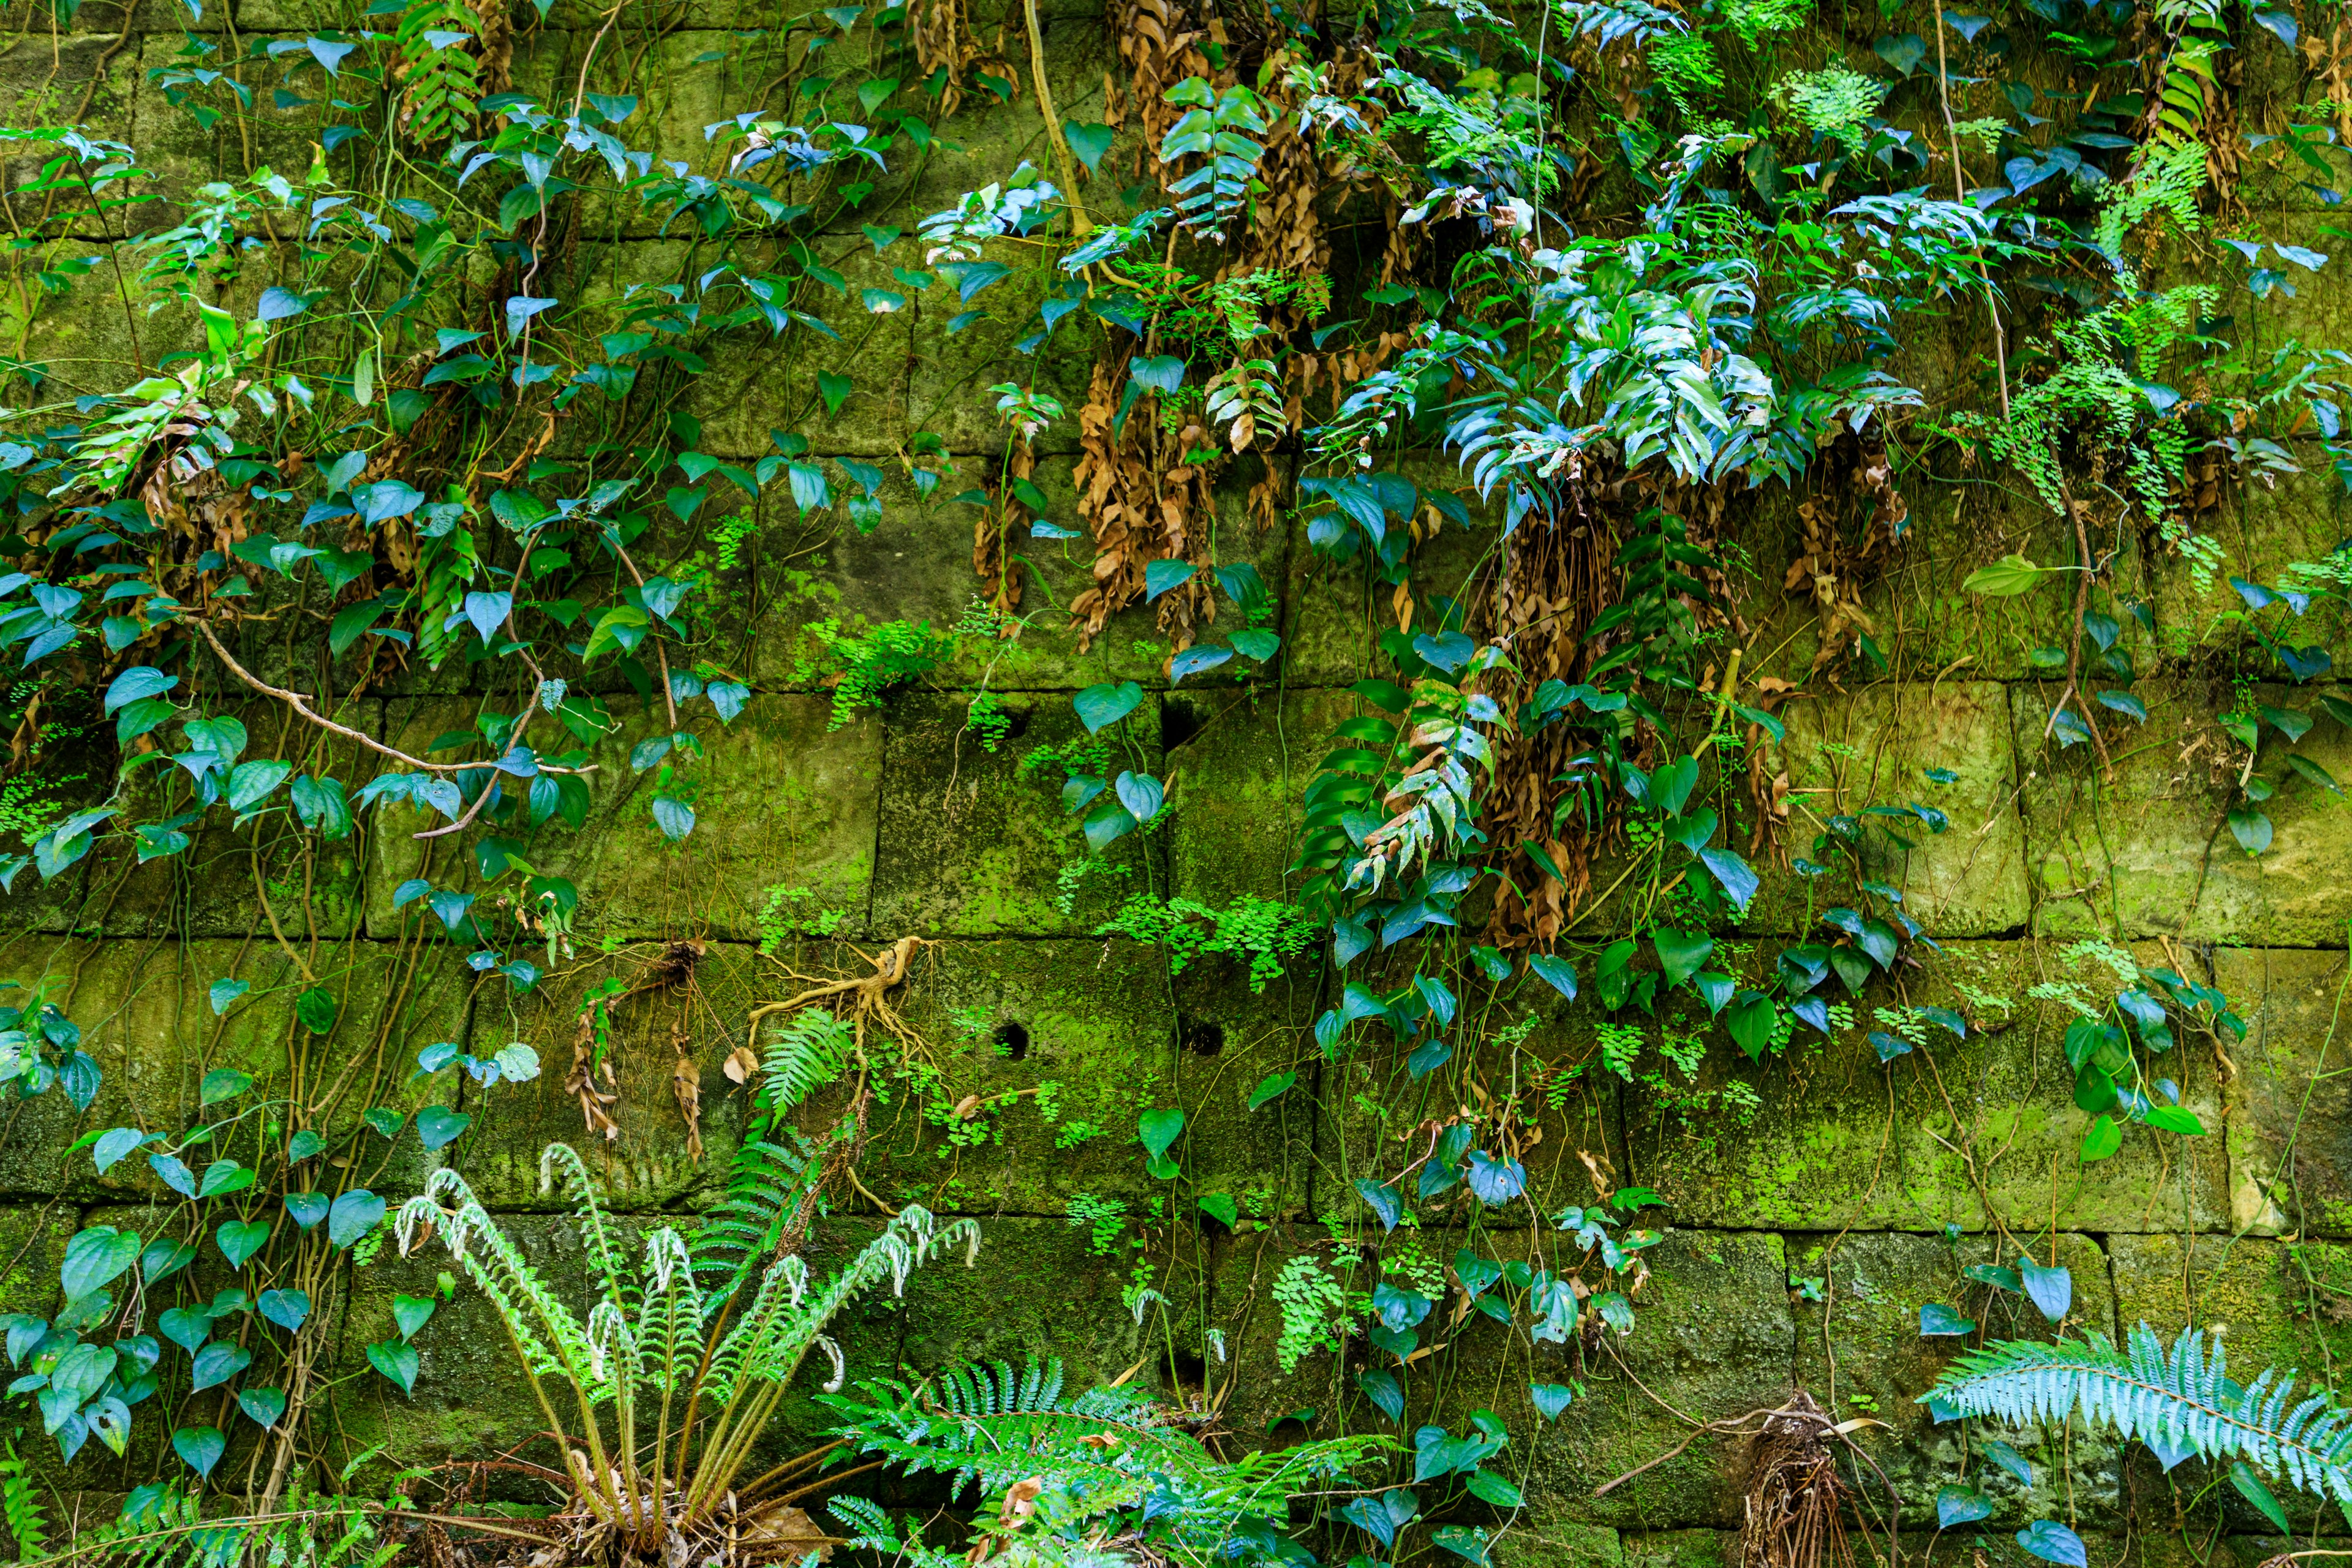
413, 1106, 471, 1151
216, 1219, 270, 1270
190, 1341, 251, 1392
367, 1338, 420, 1396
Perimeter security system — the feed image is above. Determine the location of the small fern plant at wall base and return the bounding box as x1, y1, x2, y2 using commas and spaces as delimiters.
396, 1140, 980, 1563
1925, 1323, 2352, 1519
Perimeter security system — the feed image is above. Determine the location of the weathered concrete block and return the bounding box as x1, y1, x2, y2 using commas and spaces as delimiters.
1162, 686, 1355, 907
2018, 682, 2352, 944
795, 937, 1186, 1214
1624, 941, 2229, 1234
368, 692, 880, 944
1789, 1231, 2121, 1526
870, 689, 1159, 935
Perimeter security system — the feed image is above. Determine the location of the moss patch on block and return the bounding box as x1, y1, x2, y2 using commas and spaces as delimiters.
368, 693, 880, 944
872, 691, 1160, 936
1624, 941, 2228, 1234
2217, 945, 2352, 1235
1789, 1231, 2121, 1526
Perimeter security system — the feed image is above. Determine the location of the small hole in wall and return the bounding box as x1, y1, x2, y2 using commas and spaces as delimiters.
976, 703, 1028, 742
992, 1020, 1030, 1061
1161, 696, 1205, 753
1181, 1020, 1224, 1057
1170, 1349, 1208, 1395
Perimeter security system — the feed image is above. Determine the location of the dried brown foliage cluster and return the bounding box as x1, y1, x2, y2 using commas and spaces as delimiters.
1480, 472, 1618, 949
1066, 2, 1403, 654
1783, 432, 1907, 680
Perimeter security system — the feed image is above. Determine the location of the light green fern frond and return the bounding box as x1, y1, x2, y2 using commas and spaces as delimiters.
707, 1207, 979, 1401
1925, 1323, 2352, 1504
1, 1438, 46, 1561
756, 1007, 859, 1122
398, 1166, 603, 1397
539, 1142, 635, 1315
636, 1227, 706, 1382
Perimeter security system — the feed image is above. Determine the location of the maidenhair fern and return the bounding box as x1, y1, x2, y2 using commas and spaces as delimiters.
1924, 1323, 2352, 1505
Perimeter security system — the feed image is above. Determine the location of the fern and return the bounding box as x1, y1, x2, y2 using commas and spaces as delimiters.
398, 1144, 979, 1534
1925, 1323, 2352, 1504
753, 1006, 859, 1121
62, 1479, 400, 1568
824, 1356, 1390, 1555
688, 1008, 858, 1304
393, 0, 484, 146
1, 1438, 46, 1561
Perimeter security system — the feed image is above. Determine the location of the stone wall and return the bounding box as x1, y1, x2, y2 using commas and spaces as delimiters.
3, 2, 2352, 1564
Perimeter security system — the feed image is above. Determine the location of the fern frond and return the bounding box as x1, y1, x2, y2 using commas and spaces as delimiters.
398, 1166, 605, 1400
688, 1008, 858, 1311
1926, 1323, 2352, 1504
755, 1007, 859, 1124
707, 1207, 979, 1402
72, 1482, 399, 1568
688, 1128, 837, 1314
1, 1438, 47, 1561
826, 1358, 1389, 1547
636, 1227, 706, 1387
539, 1142, 636, 1316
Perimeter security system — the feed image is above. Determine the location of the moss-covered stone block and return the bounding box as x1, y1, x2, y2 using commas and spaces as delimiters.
0, 938, 462, 1199
1162, 687, 1356, 907
1745, 680, 2029, 937
1529, 1227, 1794, 1528
129, 34, 317, 213
78, 701, 370, 940
737, 458, 1287, 696
1789, 1231, 2121, 1526
1736, 481, 2094, 685
2108, 1231, 2352, 1532
368, 692, 879, 944
445, 938, 764, 1209
2017, 681, 2352, 944
1493, 1513, 1623, 1568
796, 937, 1180, 1214
2217, 946, 2352, 1235
871, 690, 1160, 935
0, 1204, 80, 1316
1313, 946, 1626, 1224
1625, 941, 2228, 1233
